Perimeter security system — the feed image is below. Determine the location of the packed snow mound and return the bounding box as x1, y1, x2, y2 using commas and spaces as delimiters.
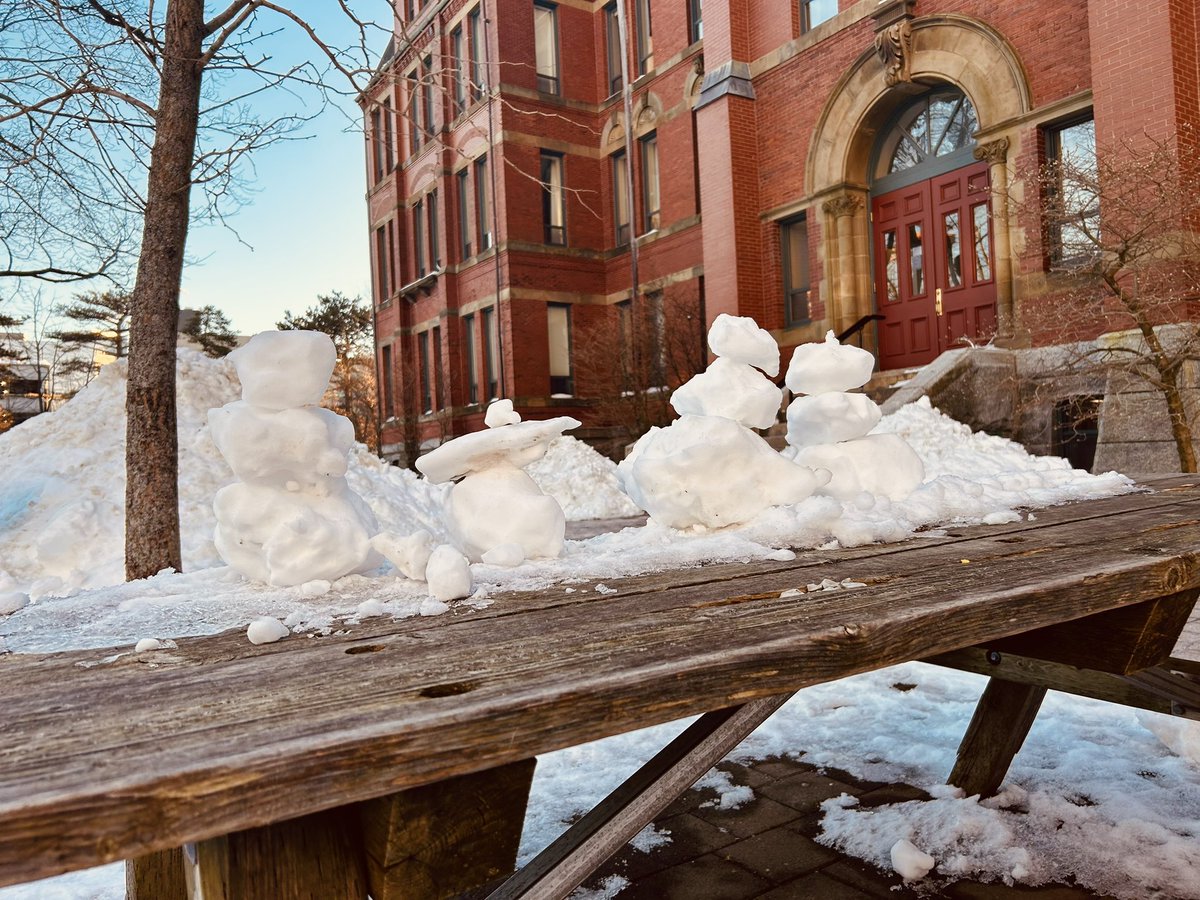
525, 436, 641, 520
0, 352, 632, 599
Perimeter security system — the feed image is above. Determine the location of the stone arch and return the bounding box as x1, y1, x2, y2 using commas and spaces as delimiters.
806, 14, 1030, 346
601, 113, 626, 151
634, 92, 662, 136
807, 15, 1030, 196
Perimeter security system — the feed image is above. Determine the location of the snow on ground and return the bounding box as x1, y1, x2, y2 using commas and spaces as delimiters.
5, 350, 1196, 899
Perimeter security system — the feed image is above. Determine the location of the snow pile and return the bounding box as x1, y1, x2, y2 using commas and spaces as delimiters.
209, 331, 381, 586
525, 437, 641, 520
619, 315, 827, 529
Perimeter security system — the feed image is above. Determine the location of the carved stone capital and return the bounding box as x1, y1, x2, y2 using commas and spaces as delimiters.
873, 19, 914, 87
822, 194, 863, 219
973, 137, 1011, 166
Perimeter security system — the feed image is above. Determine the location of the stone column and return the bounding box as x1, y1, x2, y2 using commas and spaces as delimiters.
974, 137, 1014, 340
821, 192, 865, 336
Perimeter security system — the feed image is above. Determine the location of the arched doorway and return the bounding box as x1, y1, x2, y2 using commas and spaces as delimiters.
871, 88, 996, 369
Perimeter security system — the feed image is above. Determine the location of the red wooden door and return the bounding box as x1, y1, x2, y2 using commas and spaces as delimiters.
873, 161, 997, 370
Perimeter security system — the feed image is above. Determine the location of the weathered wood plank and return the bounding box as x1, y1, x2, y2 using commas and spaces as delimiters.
126, 849, 187, 900
949, 680, 1048, 798
488, 694, 793, 900
1, 480, 1199, 887
183, 807, 366, 900
360, 758, 535, 900
983, 590, 1198, 675
925, 648, 1177, 715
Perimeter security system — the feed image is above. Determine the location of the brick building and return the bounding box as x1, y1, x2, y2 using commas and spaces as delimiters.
362, 0, 1199, 465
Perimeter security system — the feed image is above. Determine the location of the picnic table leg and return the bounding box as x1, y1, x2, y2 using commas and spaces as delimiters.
948, 678, 1047, 798
183, 806, 367, 900
126, 848, 187, 900
359, 757, 537, 900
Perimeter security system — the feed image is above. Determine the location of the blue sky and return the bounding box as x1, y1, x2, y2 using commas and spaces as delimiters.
179, 6, 384, 334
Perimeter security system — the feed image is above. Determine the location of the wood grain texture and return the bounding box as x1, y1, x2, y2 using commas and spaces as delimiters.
184, 807, 366, 900
360, 759, 535, 900
2, 479, 1199, 888
126, 849, 187, 900
949, 679, 1048, 798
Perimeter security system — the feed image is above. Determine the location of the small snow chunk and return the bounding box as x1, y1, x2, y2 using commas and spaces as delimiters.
0, 591, 29, 615
594, 583, 617, 595
299, 579, 332, 597
247, 616, 290, 645
485, 398, 523, 428
425, 545, 472, 602
707, 313, 780, 376
481, 542, 526, 567
134, 638, 174, 652
419, 598, 451, 616
982, 510, 1022, 525
890, 839, 935, 881
356, 598, 386, 618
767, 548, 796, 561
371, 530, 435, 581
779, 588, 804, 598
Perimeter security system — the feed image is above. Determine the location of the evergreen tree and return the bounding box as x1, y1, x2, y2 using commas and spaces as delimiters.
53, 290, 131, 360
181, 305, 238, 358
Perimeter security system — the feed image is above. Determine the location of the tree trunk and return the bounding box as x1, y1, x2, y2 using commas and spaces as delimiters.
125, 0, 205, 580
1160, 367, 1198, 473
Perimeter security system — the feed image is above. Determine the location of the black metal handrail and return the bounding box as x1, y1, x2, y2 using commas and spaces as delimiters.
836, 313, 885, 346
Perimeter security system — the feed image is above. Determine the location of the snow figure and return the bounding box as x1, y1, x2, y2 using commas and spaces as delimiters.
783, 331, 924, 501
415, 400, 580, 563
208, 330, 382, 586
618, 315, 828, 529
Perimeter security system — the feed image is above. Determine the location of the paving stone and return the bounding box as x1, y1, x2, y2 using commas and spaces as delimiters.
760, 769, 862, 814
750, 756, 815, 779
753, 870, 880, 899
613, 852, 773, 900
691, 795, 801, 839
856, 782, 932, 808
716, 826, 837, 884
945, 880, 1116, 899
636, 811, 741, 867
814, 858, 911, 898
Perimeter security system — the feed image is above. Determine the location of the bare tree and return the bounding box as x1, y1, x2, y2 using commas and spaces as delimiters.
4, 1, 391, 580
1017, 128, 1200, 472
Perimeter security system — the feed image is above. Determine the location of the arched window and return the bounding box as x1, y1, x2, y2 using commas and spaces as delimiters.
876, 89, 978, 179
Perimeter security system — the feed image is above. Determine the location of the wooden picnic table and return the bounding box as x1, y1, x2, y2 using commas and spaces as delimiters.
3, 475, 1200, 899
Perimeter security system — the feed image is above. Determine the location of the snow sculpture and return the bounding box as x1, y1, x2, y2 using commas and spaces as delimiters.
784, 331, 924, 501
619, 315, 828, 529
208, 331, 382, 586
416, 400, 580, 563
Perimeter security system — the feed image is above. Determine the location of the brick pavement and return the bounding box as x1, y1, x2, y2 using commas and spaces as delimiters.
576, 756, 1112, 900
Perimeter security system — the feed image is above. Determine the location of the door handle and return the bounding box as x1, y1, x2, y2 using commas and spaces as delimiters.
935, 288, 943, 316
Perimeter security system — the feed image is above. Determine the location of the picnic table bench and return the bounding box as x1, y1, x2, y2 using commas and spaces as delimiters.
3, 475, 1200, 899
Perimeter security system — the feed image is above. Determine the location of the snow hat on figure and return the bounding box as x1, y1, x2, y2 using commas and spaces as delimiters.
416, 400, 579, 564
783, 331, 924, 501
208, 330, 381, 587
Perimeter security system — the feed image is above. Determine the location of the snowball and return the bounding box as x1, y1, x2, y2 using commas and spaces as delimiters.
247, 616, 290, 645
618, 415, 830, 530
785, 392, 882, 447
670, 358, 783, 430
794, 433, 925, 501
707, 313, 780, 377
447, 466, 566, 562
485, 398, 522, 428
214, 482, 380, 587
481, 543, 527, 567
0, 591, 29, 615
370, 530, 435, 581
230, 330, 336, 409
416, 416, 580, 483
785, 331, 876, 395
356, 598, 385, 618
425, 545, 472, 602
209, 403, 354, 484
134, 638, 165, 652
890, 839, 935, 881
298, 579, 332, 597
